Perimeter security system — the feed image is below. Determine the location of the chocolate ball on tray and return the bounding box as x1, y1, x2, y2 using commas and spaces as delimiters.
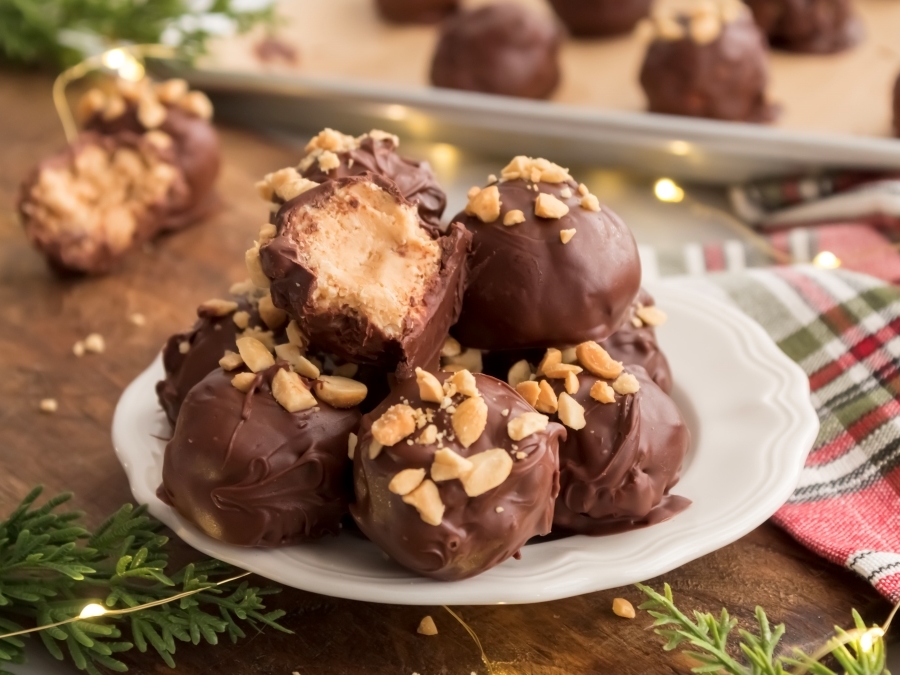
451, 156, 642, 352
292, 128, 447, 232
430, 3, 562, 100
639, 0, 776, 122
350, 368, 564, 580
374, 0, 458, 23
548, 0, 653, 38
159, 359, 362, 547
501, 344, 690, 535
254, 173, 471, 379
744, 0, 863, 54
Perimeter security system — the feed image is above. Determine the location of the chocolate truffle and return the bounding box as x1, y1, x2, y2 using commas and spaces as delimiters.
451, 156, 642, 351
159, 362, 360, 546
296, 129, 446, 232
744, 0, 863, 54
81, 77, 220, 222
350, 369, 564, 580
548, 0, 652, 37
375, 0, 458, 23
601, 289, 672, 394
500, 345, 690, 535
18, 131, 192, 274
255, 173, 472, 379
430, 3, 561, 100
640, 1, 776, 122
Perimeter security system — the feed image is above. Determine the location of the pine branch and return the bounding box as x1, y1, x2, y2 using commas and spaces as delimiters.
0, 487, 291, 673
636, 584, 890, 675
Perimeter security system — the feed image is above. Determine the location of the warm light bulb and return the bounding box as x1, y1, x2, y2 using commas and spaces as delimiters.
813, 251, 841, 269
654, 178, 684, 203
101, 49, 126, 70
859, 627, 884, 653
117, 56, 145, 82
668, 140, 691, 156
79, 603, 108, 619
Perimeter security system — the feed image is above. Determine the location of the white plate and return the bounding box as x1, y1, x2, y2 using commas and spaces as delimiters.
112, 279, 818, 605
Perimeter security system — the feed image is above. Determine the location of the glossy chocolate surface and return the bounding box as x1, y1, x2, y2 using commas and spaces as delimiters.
451, 178, 641, 351
159, 364, 360, 547
430, 3, 561, 99
744, 0, 863, 53
375, 0, 458, 23
350, 372, 564, 580
640, 14, 776, 122
548, 0, 652, 37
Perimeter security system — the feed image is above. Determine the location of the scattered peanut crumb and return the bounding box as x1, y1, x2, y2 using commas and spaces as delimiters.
72, 341, 85, 357
503, 209, 525, 226
535, 193, 569, 219
128, 313, 146, 327
495, 506, 504, 513
84, 333, 105, 354
417, 615, 438, 636
178, 341, 190, 354
612, 597, 636, 619
559, 187, 573, 198
39, 398, 58, 413
560, 228, 576, 244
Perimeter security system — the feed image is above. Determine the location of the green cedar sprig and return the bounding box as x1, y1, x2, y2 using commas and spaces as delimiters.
637, 582, 890, 675
0, 0, 274, 70
0, 486, 290, 675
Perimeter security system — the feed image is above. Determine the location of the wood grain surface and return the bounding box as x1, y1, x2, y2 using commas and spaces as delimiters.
203, 0, 900, 138
0, 69, 891, 675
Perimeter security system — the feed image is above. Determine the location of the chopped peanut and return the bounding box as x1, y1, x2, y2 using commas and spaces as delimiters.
272, 368, 316, 412
372, 404, 417, 446
236, 336, 275, 372
460, 449, 513, 497
416, 368, 444, 403
431, 448, 474, 482
389, 468, 426, 496
507, 412, 549, 441
452, 396, 488, 448
557, 392, 586, 430
516, 380, 540, 407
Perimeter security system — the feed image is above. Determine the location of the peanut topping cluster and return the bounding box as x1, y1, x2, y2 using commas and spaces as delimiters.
648, 0, 746, 44
372, 369, 522, 526
77, 78, 213, 128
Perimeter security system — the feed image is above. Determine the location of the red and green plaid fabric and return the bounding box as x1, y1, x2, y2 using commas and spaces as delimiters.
714, 266, 900, 602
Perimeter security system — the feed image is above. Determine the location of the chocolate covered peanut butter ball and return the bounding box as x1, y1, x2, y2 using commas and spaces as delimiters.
350, 369, 564, 580
375, 0, 458, 23
640, 0, 776, 122
502, 345, 690, 535
451, 156, 641, 351
255, 173, 471, 378
744, 0, 863, 54
548, 0, 652, 38
430, 3, 561, 100
18, 78, 220, 274
159, 361, 361, 547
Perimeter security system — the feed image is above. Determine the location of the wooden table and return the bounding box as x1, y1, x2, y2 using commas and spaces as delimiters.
0, 69, 891, 675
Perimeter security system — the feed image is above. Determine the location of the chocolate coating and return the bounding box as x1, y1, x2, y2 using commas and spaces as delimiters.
158, 364, 360, 547
551, 367, 690, 535
351, 372, 564, 580
430, 3, 562, 100
601, 289, 672, 394
301, 135, 446, 231
375, 0, 458, 23
156, 297, 268, 425
260, 173, 472, 379
548, 0, 652, 37
85, 102, 220, 227
452, 179, 641, 351
18, 131, 193, 275
640, 14, 776, 122
744, 0, 863, 54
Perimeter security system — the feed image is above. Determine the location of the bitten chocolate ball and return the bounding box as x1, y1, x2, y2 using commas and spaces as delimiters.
744, 0, 863, 54
375, 0, 458, 23
548, 0, 652, 37
640, 1, 776, 122
601, 289, 672, 394
18, 78, 220, 275
159, 363, 360, 546
499, 345, 690, 535
350, 369, 564, 580
295, 129, 446, 232
451, 157, 641, 351
256, 173, 471, 379
430, 3, 561, 100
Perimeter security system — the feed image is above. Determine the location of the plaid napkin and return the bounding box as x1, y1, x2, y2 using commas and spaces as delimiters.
709, 265, 900, 603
